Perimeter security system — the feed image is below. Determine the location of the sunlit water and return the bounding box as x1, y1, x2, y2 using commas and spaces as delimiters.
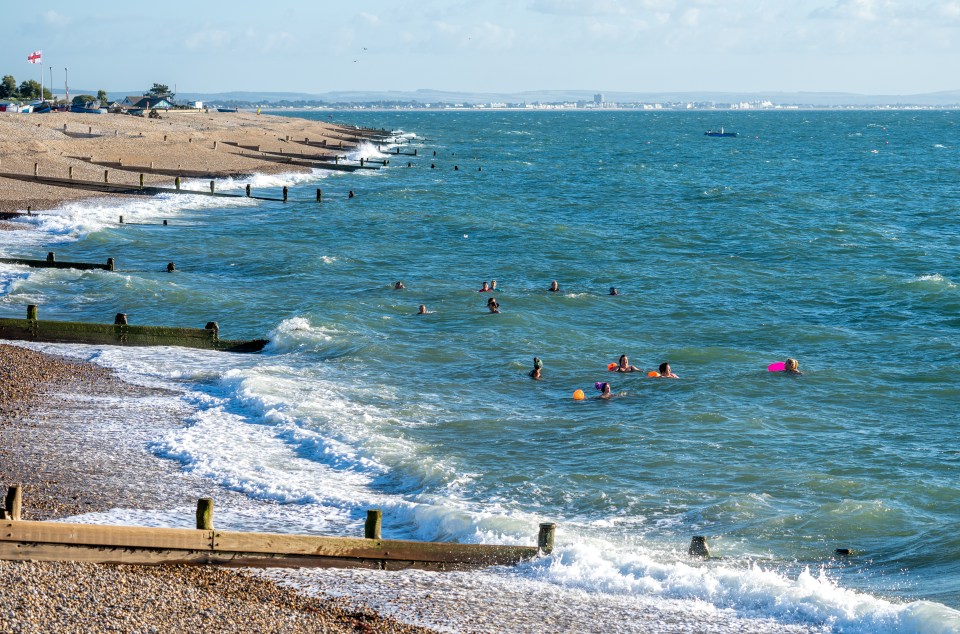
2, 110, 959, 632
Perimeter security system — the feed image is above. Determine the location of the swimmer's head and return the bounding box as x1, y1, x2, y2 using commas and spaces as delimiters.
534, 357, 543, 369
785, 358, 799, 371
619, 354, 628, 365
609, 287, 618, 295
659, 362, 670, 374
595, 381, 609, 392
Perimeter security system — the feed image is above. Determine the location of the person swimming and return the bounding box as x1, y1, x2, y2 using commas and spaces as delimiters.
417, 304, 429, 315
609, 287, 619, 296
614, 355, 641, 373
658, 362, 679, 378
548, 280, 560, 292
479, 282, 491, 292
595, 381, 612, 399
394, 281, 405, 290
784, 358, 802, 375
487, 297, 500, 313
490, 280, 498, 291
529, 357, 543, 379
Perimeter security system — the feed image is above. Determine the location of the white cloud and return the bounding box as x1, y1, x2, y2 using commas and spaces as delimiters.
184, 30, 233, 50
42, 10, 72, 28
528, 0, 632, 16
359, 12, 380, 26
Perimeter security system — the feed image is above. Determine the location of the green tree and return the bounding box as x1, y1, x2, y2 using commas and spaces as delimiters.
146, 83, 174, 100
18, 79, 42, 99
72, 94, 97, 106
97, 89, 108, 103
0, 75, 16, 99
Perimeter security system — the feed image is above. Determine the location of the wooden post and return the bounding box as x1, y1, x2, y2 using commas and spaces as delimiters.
282, 186, 288, 202
104, 169, 109, 183
139, 173, 144, 189
360, 158, 365, 167
175, 176, 181, 191
205, 322, 219, 338
214, 141, 218, 150
34, 162, 39, 177
68, 165, 74, 179
316, 189, 322, 202
119, 216, 124, 224
150, 161, 155, 169
163, 135, 167, 142
4, 485, 22, 521
245, 184, 251, 197
88, 126, 92, 135
689, 536, 710, 558
163, 219, 168, 226
114, 313, 128, 325
26, 305, 38, 320
209, 180, 215, 193
106, 258, 115, 272
365, 509, 382, 540
46, 252, 55, 262
538, 523, 556, 554
196, 498, 213, 530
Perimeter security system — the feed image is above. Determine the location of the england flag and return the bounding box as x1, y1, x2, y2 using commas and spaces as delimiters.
27, 50, 42, 64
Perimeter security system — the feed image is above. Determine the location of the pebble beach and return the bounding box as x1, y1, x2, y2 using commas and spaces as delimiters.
0, 109, 438, 633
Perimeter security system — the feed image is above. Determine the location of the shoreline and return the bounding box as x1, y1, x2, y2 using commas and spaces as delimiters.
0, 109, 377, 214
0, 342, 436, 633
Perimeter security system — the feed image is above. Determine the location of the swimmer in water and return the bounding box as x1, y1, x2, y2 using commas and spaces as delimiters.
784, 358, 802, 375
490, 280, 498, 291
658, 362, 679, 378
394, 281, 405, 290
417, 304, 429, 315
487, 297, 500, 313
595, 381, 612, 399
609, 287, 619, 296
529, 357, 543, 380
479, 282, 491, 292
614, 355, 641, 373
548, 280, 560, 292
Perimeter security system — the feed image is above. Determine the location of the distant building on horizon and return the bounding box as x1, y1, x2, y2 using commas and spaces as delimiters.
594, 93, 604, 106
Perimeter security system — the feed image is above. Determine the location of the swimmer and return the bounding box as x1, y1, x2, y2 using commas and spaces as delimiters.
609, 287, 619, 296
529, 357, 543, 379
490, 280, 498, 291
479, 282, 491, 292
487, 297, 500, 313
394, 281, 406, 290
548, 280, 560, 292
614, 355, 641, 373
657, 362, 679, 378
595, 381, 612, 399
784, 358, 802, 375
417, 304, 429, 315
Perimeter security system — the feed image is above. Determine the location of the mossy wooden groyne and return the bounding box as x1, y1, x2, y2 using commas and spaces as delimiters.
0, 306, 266, 353
69, 156, 251, 179
0, 487, 555, 571
0, 252, 114, 271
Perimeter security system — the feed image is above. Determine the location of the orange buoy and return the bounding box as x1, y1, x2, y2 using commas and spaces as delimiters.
573, 389, 585, 400
648, 371, 661, 377
607, 363, 617, 371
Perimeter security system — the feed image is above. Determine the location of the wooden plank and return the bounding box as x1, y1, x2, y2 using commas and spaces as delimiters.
1, 520, 213, 550
214, 530, 538, 565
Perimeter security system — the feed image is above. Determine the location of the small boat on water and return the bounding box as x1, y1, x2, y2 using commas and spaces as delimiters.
705, 127, 738, 137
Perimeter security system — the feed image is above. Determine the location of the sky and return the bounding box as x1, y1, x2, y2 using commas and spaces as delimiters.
3, 0, 959, 97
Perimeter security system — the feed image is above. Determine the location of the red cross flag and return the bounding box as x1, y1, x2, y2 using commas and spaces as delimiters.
27, 50, 42, 64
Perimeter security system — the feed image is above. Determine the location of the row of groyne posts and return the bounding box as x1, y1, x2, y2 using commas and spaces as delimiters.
1, 485, 563, 570
0, 126, 400, 207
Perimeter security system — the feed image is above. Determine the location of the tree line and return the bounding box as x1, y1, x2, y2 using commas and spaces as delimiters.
0, 74, 109, 104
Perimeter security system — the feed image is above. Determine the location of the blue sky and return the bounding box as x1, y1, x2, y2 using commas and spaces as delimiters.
3, 0, 958, 96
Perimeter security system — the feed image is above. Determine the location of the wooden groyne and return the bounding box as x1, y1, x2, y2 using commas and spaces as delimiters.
0, 252, 114, 271
69, 156, 251, 179
0, 487, 555, 571
0, 305, 267, 353
0, 171, 289, 202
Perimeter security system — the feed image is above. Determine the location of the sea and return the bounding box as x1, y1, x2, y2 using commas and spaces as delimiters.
1, 109, 959, 633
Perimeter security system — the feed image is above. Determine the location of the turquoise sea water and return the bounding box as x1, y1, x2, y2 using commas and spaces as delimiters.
2, 110, 959, 632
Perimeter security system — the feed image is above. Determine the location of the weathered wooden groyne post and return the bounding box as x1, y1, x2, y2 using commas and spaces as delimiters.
365, 509, 382, 540
2, 485, 21, 521
689, 535, 710, 558
196, 498, 214, 530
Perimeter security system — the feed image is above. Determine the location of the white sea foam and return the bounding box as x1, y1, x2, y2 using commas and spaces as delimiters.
347, 141, 390, 162
910, 274, 956, 288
